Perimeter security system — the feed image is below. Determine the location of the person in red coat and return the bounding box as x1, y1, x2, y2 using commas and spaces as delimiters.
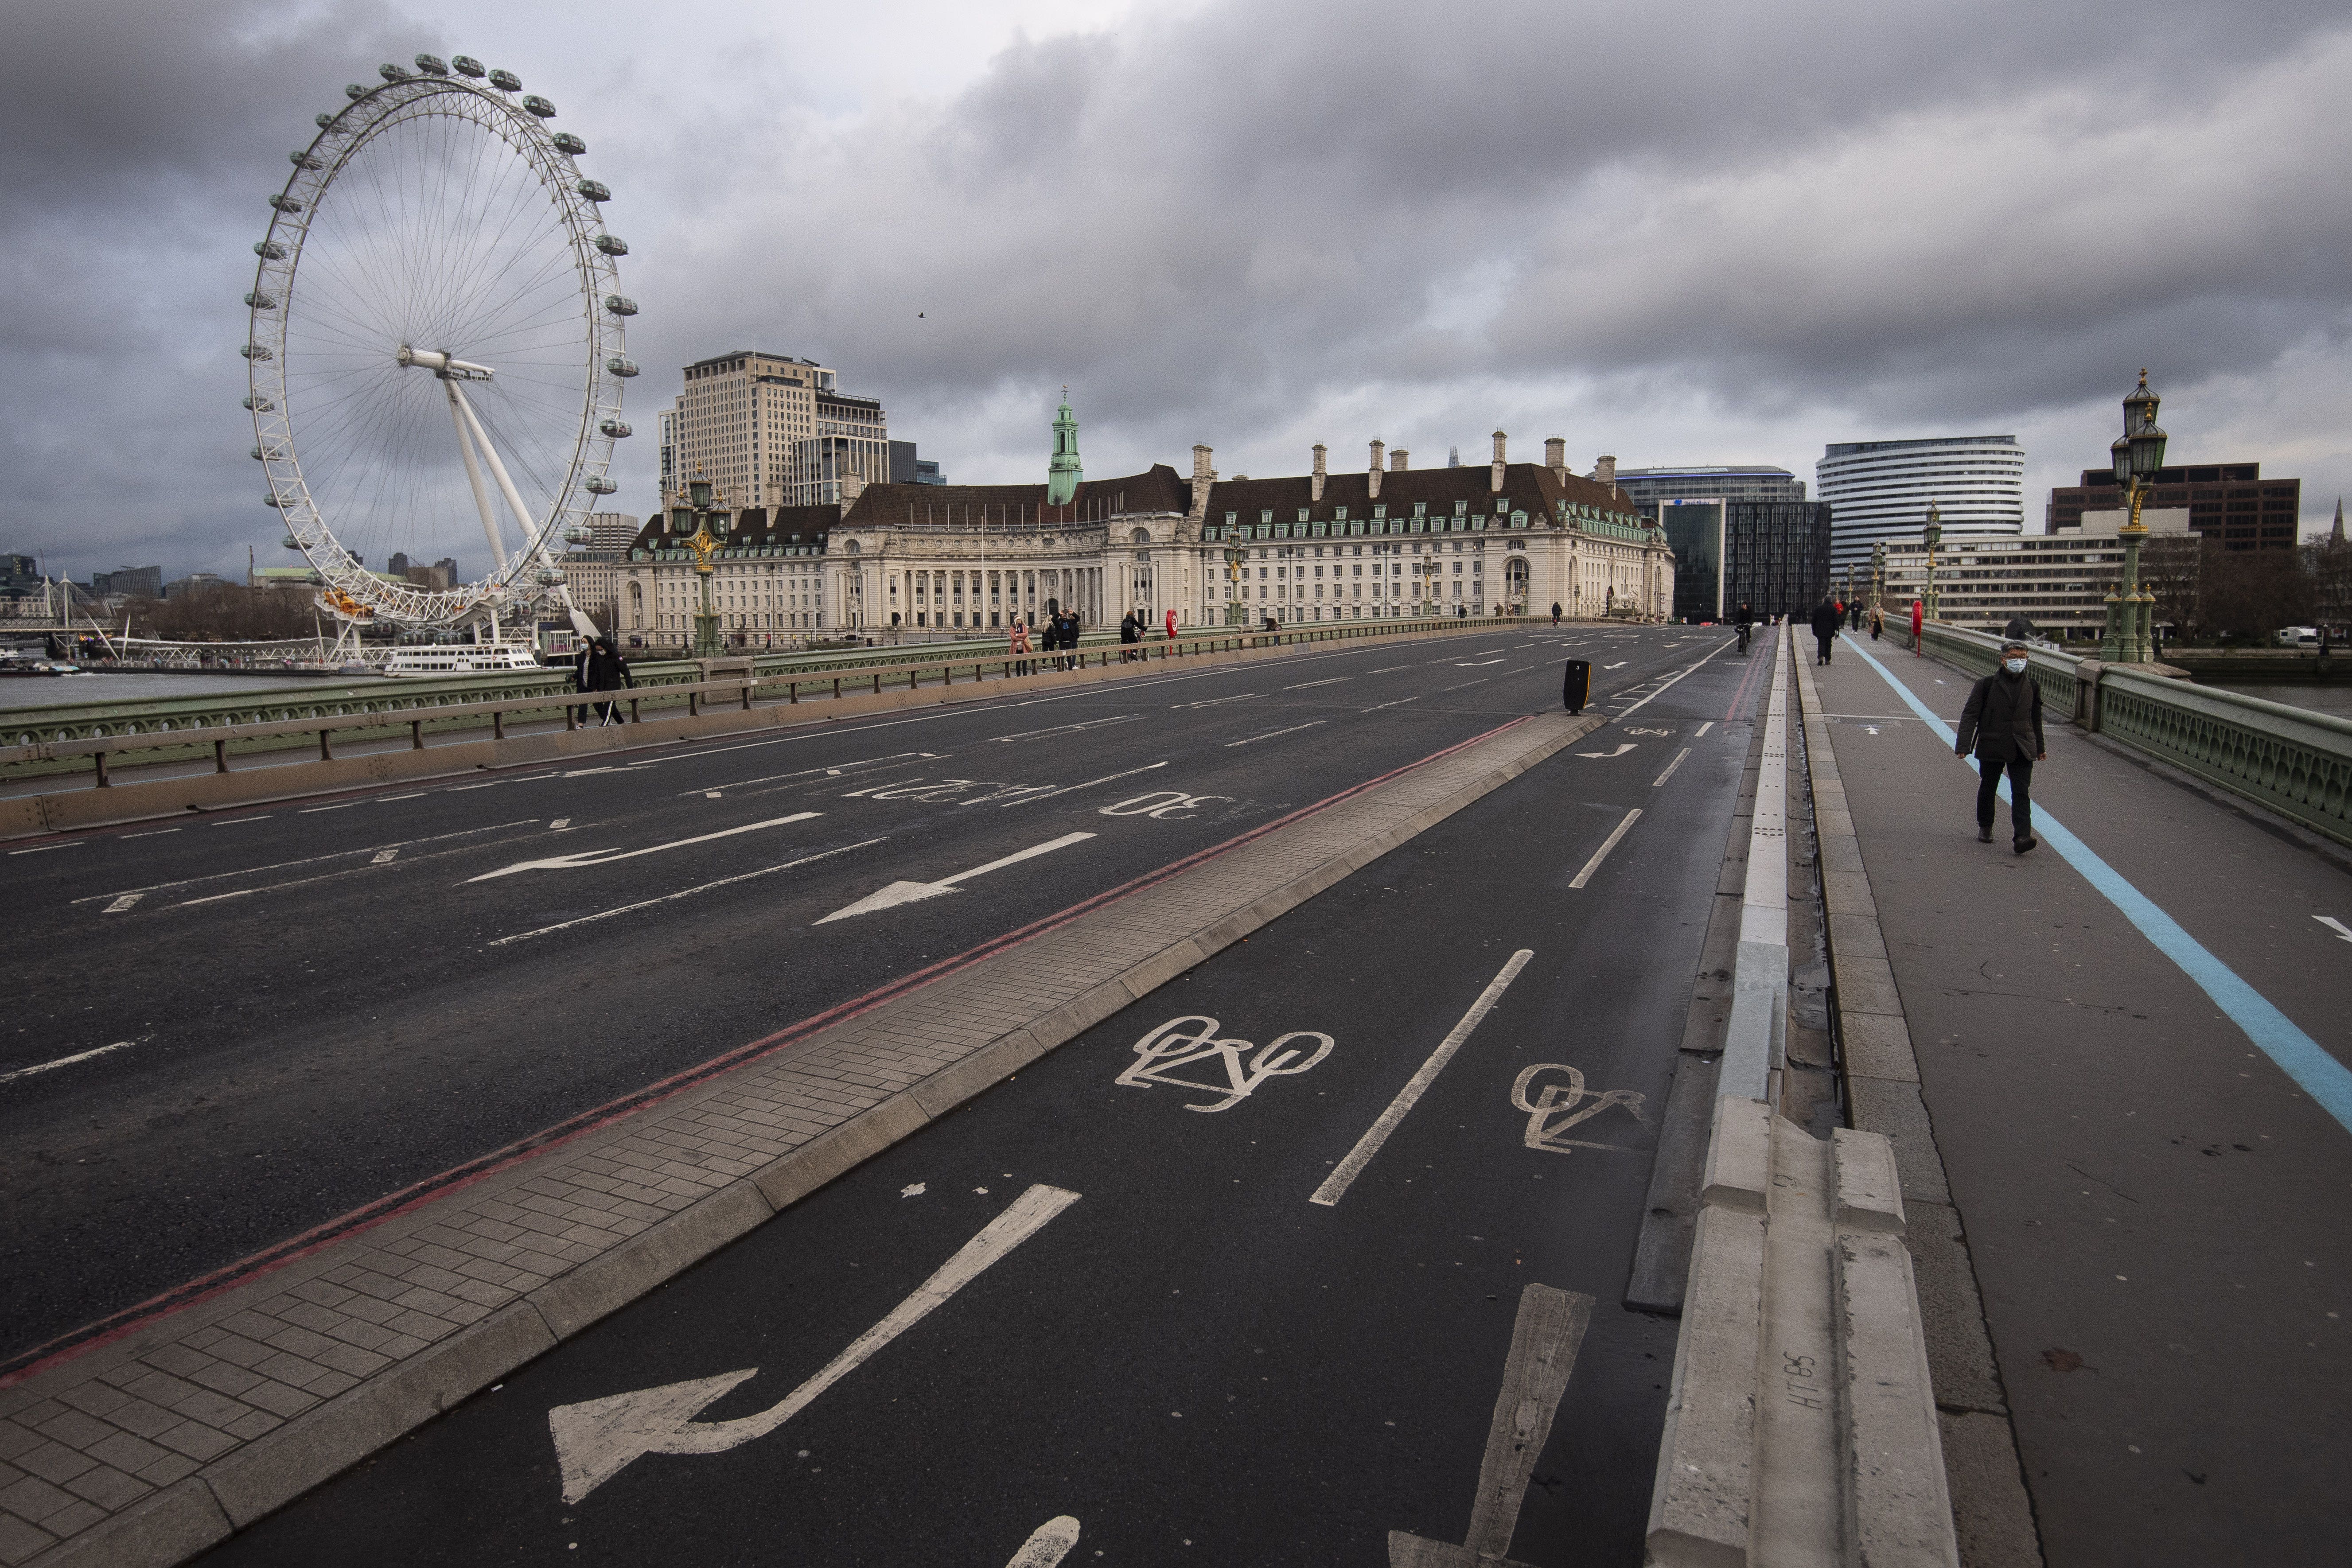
1910, 598, 1925, 654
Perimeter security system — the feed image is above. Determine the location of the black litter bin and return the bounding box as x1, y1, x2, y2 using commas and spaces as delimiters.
1562, 658, 1592, 714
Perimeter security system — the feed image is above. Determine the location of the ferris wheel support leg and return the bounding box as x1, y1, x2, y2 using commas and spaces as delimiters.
448, 378, 539, 565
445, 379, 509, 571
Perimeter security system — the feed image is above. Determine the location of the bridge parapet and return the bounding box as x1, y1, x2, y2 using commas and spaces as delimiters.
1899, 619, 2352, 849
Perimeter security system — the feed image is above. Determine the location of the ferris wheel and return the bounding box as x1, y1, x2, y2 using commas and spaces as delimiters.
244, 52, 638, 634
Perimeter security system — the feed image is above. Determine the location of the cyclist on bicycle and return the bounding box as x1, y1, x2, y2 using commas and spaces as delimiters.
1734, 602, 1754, 654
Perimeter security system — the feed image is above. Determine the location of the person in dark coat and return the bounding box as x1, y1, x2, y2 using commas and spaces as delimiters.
2002, 614, 2036, 643
1808, 598, 1842, 665
581, 636, 632, 725
1956, 638, 2045, 852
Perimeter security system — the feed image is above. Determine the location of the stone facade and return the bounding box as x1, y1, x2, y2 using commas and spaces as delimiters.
609, 420, 1673, 652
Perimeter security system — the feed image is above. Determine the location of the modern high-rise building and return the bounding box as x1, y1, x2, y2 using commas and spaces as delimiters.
1614, 464, 1807, 510
667, 350, 850, 510
794, 386, 890, 506
1659, 500, 1832, 622
1816, 435, 2025, 575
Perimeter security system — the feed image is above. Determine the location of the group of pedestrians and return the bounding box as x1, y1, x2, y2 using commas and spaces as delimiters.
570, 635, 634, 725
1012, 606, 1087, 673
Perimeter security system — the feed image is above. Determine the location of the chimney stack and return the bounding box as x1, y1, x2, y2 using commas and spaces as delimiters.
1544, 436, 1566, 481
1311, 443, 1328, 502
1593, 454, 1617, 491
1491, 430, 1507, 494
1369, 440, 1385, 499
1390, 448, 1410, 472
1189, 444, 1216, 519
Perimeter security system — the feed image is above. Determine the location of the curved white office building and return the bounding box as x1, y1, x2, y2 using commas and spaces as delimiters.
1816, 435, 2025, 577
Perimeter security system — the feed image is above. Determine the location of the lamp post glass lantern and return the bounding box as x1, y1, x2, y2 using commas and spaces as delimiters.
2101, 370, 2166, 662
1922, 502, 1943, 625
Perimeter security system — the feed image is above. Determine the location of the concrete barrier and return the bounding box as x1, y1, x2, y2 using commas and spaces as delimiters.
1719, 627, 1788, 1101
1646, 1096, 1958, 1567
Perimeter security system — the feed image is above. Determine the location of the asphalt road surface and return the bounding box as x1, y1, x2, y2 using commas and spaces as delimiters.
6, 626, 1741, 1372
186, 627, 1761, 1566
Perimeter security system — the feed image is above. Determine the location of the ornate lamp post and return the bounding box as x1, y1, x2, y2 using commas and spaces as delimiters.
1225, 543, 1247, 626
1870, 541, 1885, 615
1922, 502, 1943, 625
2100, 370, 2167, 663
670, 475, 732, 659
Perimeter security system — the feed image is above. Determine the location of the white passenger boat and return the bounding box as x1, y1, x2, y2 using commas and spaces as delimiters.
382, 642, 545, 677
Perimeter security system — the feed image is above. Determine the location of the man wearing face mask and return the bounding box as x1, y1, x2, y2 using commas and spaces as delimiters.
1955, 639, 2046, 853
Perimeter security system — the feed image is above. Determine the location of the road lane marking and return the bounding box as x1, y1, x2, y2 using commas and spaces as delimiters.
210, 815, 272, 824
2317, 916, 2352, 945
1000, 760, 1168, 805
180, 889, 256, 906
989, 717, 1139, 743
1361, 697, 1421, 712
1613, 646, 1722, 721
1226, 721, 1326, 748
1311, 949, 1532, 1206
1692, 721, 1714, 738
546, 1184, 1081, 1503
75, 820, 543, 904
1568, 809, 1642, 889
0, 1039, 139, 1087
1511, 1064, 1647, 1154
103, 893, 144, 914
549, 818, 570, 830
370, 849, 398, 864
299, 801, 365, 813
1651, 747, 1692, 787
1117, 1016, 1333, 1113
815, 831, 1095, 923
466, 813, 821, 883
1171, 693, 1259, 709
1443, 678, 1490, 692
491, 840, 894, 946
1455, 660, 1504, 667
121, 828, 180, 838
9, 843, 83, 854
1386, 1284, 1593, 1564
378, 793, 427, 802
1603, 661, 1627, 669
1098, 791, 1231, 821
1006, 1517, 1082, 1567
1283, 677, 1352, 689
1844, 630, 2352, 1135
1575, 743, 1635, 759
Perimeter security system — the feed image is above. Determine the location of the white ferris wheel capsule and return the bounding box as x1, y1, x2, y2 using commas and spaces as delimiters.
245, 54, 634, 637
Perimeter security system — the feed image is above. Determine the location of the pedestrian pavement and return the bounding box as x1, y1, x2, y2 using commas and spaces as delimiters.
0, 703, 1606, 1568
1808, 630, 2352, 1567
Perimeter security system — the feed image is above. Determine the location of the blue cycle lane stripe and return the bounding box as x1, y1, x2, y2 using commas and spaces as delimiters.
1841, 631, 2352, 1137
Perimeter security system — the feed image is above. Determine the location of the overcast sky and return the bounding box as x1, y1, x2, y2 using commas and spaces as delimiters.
5, 0, 2348, 583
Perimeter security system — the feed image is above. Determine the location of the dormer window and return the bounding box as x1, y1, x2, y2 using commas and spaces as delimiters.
1335, 507, 1348, 522
1454, 500, 1468, 517
1297, 507, 1310, 523
1413, 502, 1428, 518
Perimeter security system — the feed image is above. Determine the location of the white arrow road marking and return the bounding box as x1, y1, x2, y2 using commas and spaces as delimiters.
489, 838, 886, 947
1312, 951, 1532, 1206
0, 1039, 142, 1088
1568, 809, 1642, 889
1006, 1516, 1082, 1567
546, 1184, 1080, 1503
1574, 744, 1636, 759
1651, 748, 1691, 787
466, 813, 820, 883
1386, 1284, 1593, 1567
2316, 916, 2352, 944
814, 832, 1095, 923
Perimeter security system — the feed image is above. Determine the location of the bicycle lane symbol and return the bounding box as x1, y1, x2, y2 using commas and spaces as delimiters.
1509, 1063, 1648, 1154
1114, 1016, 1333, 1113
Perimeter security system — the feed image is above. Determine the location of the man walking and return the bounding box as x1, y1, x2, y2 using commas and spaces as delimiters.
1956, 638, 2045, 854
1808, 597, 1841, 665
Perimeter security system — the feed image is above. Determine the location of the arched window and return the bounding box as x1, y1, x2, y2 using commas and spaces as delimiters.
1130, 527, 1151, 545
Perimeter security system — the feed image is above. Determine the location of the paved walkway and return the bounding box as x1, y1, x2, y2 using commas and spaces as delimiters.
1811, 631, 2352, 1567
0, 704, 1610, 1568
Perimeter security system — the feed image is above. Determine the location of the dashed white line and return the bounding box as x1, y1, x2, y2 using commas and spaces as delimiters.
8, 842, 82, 854
1651, 748, 1692, 787
493, 837, 888, 946
0, 1040, 139, 1088
1569, 809, 1643, 889
1311, 950, 1534, 1206
1361, 697, 1421, 712
1226, 721, 1326, 748
1283, 677, 1352, 690
1692, 721, 1714, 739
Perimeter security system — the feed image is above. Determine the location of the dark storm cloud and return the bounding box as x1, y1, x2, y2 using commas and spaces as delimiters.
5, 0, 2348, 581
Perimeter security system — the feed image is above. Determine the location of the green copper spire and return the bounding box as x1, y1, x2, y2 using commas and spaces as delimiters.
1047, 387, 1082, 506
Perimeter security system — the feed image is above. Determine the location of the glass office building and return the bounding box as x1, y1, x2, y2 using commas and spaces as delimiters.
1661, 499, 1833, 621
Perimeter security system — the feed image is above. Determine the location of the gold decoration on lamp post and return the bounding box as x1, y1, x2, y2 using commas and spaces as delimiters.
672, 474, 732, 659
2101, 370, 2167, 663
